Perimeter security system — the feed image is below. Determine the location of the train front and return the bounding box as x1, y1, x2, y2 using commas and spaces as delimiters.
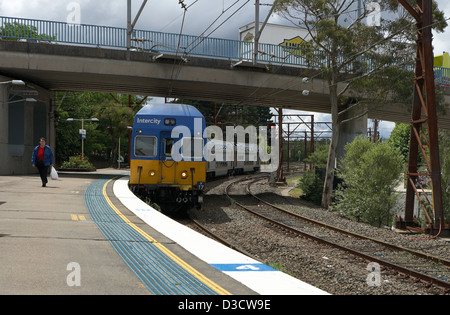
129, 103, 206, 212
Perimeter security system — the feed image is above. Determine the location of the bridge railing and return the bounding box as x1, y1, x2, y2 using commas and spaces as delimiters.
1, 15, 449, 86
434, 66, 450, 87
0, 15, 362, 68
0, 16, 128, 48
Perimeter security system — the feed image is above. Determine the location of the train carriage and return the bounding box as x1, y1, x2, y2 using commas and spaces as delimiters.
130, 102, 206, 211
205, 140, 260, 178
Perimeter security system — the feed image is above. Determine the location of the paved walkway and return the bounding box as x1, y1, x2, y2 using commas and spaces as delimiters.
0, 169, 155, 294
0, 168, 329, 295
0, 168, 260, 295
0, 169, 254, 294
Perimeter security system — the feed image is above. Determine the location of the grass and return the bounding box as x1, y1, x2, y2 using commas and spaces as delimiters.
264, 260, 295, 276
286, 175, 303, 198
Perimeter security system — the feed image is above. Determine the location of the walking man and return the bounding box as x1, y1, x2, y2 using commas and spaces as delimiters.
31, 137, 54, 187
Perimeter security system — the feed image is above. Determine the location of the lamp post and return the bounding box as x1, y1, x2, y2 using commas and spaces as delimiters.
66, 117, 99, 160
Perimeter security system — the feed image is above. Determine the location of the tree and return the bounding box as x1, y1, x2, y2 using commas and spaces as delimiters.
275, 0, 447, 209
0, 22, 55, 41
94, 100, 135, 166
55, 92, 104, 164
387, 123, 410, 162
56, 92, 146, 166
334, 137, 404, 227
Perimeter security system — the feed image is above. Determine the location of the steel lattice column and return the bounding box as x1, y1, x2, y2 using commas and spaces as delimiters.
399, 0, 445, 234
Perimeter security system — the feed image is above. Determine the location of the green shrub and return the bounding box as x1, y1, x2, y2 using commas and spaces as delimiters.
304, 144, 328, 167
61, 156, 96, 170
333, 137, 404, 227
297, 170, 323, 205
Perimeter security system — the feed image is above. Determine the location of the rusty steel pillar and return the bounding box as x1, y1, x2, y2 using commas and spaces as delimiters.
399, 0, 446, 235
277, 108, 285, 183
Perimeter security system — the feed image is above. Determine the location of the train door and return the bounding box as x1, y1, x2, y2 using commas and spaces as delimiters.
160, 131, 176, 184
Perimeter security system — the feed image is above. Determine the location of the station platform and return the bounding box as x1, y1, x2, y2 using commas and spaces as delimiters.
0, 168, 328, 295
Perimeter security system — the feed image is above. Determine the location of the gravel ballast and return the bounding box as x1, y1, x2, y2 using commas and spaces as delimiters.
188, 175, 450, 295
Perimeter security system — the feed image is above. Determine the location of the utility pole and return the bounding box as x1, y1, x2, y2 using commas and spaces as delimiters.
276, 108, 285, 183
127, 0, 132, 60
373, 119, 378, 143
253, 0, 259, 65
357, 0, 362, 17
398, 0, 447, 236
127, 0, 149, 60
253, 0, 280, 65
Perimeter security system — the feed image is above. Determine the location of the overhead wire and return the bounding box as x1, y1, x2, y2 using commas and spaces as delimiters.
185, 0, 241, 52
168, 0, 192, 96
187, 0, 251, 54
159, 0, 200, 32
168, 0, 251, 96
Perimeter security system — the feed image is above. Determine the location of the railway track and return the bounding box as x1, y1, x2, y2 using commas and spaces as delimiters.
223, 175, 450, 292
188, 216, 264, 263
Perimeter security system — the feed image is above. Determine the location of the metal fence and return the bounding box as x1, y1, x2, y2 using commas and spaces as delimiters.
1, 15, 449, 85
0, 16, 366, 67
434, 66, 450, 87
0, 16, 311, 65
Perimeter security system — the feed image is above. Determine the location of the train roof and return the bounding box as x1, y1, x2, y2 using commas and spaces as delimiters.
136, 102, 204, 118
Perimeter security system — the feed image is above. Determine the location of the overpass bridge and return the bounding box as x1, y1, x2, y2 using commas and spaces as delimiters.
0, 16, 449, 175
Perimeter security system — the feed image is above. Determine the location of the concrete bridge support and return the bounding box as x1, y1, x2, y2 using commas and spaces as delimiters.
0, 76, 54, 175
336, 103, 368, 160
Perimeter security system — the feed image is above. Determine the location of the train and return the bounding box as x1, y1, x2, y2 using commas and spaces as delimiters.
205, 139, 259, 179
129, 102, 260, 212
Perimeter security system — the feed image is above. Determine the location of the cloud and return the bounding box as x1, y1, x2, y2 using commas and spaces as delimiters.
433, 0, 450, 55
0, 0, 270, 39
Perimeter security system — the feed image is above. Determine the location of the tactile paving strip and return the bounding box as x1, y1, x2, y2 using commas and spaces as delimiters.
84, 176, 219, 295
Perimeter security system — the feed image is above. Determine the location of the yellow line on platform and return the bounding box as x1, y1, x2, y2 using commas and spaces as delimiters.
71, 214, 87, 221
102, 177, 231, 296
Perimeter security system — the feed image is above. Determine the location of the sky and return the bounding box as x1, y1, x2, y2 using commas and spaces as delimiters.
1, 0, 449, 138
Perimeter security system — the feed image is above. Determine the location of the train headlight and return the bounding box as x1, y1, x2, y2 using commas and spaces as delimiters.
164, 118, 176, 126
149, 170, 156, 177
181, 170, 188, 179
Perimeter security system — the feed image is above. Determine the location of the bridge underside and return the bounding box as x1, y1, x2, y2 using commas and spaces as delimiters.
0, 40, 449, 129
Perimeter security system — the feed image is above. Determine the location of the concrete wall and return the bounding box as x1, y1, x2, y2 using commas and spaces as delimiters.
336, 103, 368, 160
0, 76, 54, 175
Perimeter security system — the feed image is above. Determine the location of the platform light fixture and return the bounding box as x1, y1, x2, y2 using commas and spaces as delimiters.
7, 98, 37, 104
0, 80, 26, 86
152, 53, 164, 61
